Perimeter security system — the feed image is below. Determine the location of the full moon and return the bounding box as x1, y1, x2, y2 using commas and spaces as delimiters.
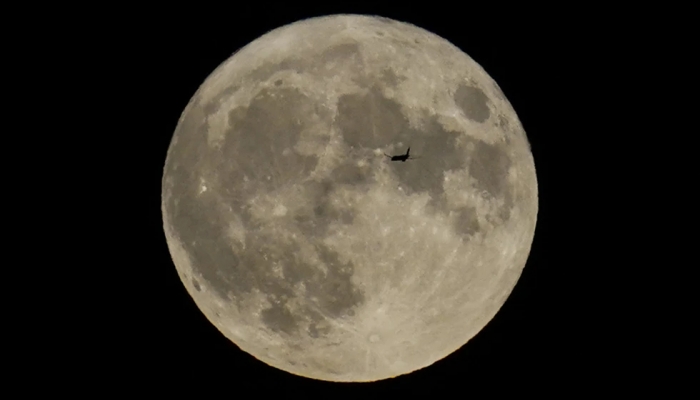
162, 14, 537, 382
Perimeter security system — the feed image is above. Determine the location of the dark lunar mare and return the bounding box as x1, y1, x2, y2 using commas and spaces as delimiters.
165, 85, 369, 340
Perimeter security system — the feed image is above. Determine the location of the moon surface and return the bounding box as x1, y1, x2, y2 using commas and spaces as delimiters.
161, 14, 538, 382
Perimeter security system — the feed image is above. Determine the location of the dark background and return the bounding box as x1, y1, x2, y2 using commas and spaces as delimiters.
71, 3, 631, 394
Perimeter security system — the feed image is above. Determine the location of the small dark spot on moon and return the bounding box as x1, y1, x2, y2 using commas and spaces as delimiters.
498, 197, 514, 222
261, 303, 298, 335
192, 278, 201, 291
314, 203, 330, 218
319, 42, 361, 66
379, 68, 403, 87
274, 79, 283, 86
203, 103, 217, 117
452, 206, 480, 237
454, 84, 491, 123
307, 322, 331, 339
339, 209, 355, 225
414, 39, 420, 44
376, 31, 385, 36
497, 115, 509, 129
308, 324, 319, 338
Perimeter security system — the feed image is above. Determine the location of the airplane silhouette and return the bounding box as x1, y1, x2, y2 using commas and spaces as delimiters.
384, 147, 420, 162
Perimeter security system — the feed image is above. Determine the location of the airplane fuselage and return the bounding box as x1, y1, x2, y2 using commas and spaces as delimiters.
386, 147, 411, 162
